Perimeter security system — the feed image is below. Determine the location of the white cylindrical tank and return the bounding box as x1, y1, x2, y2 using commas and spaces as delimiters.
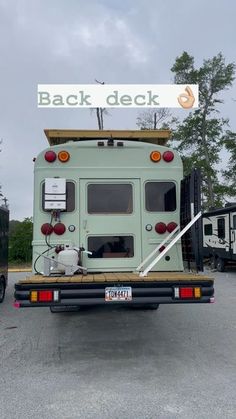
57, 247, 78, 273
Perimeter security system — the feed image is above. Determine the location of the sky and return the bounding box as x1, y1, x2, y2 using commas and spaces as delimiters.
0, 0, 235, 220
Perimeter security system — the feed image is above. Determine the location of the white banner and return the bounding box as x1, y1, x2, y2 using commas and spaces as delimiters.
37, 84, 198, 109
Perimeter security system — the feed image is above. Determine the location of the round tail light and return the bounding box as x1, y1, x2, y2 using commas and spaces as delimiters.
44, 150, 57, 162
58, 150, 70, 163
163, 151, 174, 162
167, 222, 178, 233
41, 223, 53, 235
150, 151, 161, 162
155, 222, 167, 234
53, 223, 66, 235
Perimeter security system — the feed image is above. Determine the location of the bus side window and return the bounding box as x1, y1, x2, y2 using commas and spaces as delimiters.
42, 181, 75, 212
145, 182, 176, 212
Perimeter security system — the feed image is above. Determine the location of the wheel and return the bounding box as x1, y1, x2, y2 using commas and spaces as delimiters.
0, 277, 6, 303
210, 256, 216, 270
216, 257, 225, 272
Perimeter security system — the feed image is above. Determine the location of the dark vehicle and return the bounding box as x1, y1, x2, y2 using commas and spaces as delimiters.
0, 206, 9, 302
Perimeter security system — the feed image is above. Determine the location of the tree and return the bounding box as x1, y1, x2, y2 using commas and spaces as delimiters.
171, 52, 235, 209
223, 130, 236, 196
9, 218, 33, 263
137, 108, 176, 130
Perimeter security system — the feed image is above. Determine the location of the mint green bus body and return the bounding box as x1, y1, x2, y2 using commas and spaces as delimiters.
14, 130, 214, 308
33, 137, 183, 274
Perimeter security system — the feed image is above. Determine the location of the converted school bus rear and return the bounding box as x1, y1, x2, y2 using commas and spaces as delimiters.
14, 130, 214, 309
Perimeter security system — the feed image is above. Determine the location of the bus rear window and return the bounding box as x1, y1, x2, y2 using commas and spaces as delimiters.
145, 182, 176, 212
88, 184, 133, 214
88, 236, 134, 258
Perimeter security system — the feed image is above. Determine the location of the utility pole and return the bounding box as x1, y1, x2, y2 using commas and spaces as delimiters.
95, 79, 105, 130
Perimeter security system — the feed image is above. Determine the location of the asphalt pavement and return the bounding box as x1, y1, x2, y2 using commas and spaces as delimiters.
0, 270, 236, 419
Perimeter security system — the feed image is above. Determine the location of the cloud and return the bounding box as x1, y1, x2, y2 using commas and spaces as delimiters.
52, 15, 151, 65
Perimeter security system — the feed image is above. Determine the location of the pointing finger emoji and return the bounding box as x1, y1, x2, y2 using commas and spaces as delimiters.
178, 86, 195, 109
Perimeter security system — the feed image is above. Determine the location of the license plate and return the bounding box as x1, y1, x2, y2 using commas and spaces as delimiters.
105, 287, 132, 302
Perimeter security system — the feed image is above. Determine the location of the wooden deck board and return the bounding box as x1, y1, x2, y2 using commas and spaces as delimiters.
18, 272, 213, 284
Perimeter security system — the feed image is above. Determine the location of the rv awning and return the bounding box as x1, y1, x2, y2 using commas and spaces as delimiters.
44, 129, 171, 146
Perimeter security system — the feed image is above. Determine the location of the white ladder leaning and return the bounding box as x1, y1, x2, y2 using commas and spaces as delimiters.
136, 211, 202, 277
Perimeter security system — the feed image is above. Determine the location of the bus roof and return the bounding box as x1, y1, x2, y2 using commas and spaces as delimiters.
44, 129, 171, 146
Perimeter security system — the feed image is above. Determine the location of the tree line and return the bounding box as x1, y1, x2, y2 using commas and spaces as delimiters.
9, 218, 33, 265
137, 51, 236, 209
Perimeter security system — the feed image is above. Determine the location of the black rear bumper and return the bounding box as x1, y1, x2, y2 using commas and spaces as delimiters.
14, 280, 214, 308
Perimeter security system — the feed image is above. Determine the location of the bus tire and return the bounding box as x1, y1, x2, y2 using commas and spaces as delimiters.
210, 256, 216, 270
0, 277, 6, 303
216, 257, 225, 272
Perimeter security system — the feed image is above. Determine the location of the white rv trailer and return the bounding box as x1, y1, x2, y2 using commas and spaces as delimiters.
203, 204, 236, 271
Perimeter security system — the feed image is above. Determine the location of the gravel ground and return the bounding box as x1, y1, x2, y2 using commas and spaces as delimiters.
0, 270, 236, 419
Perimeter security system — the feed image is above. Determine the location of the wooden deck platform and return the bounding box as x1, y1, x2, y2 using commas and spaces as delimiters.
18, 272, 213, 284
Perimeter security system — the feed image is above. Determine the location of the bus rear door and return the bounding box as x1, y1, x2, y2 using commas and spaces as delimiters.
79, 179, 142, 271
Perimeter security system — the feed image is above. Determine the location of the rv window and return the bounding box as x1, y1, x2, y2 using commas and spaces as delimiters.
88, 236, 134, 258
87, 184, 133, 214
42, 181, 75, 212
204, 224, 212, 236
233, 215, 236, 229
145, 182, 176, 212
217, 218, 225, 239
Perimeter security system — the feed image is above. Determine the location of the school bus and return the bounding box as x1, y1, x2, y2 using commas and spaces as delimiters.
14, 129, 214, 310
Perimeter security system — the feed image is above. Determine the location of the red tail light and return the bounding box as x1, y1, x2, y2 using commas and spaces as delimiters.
41, 223, 53, 235
155, 222, 167, 234
53, 223, 66, 235
44, 150, 57, 162
167, 222, 178, 233
163, 151, 174, 162
180, 288, 193, 298
38, 291, 53, 302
